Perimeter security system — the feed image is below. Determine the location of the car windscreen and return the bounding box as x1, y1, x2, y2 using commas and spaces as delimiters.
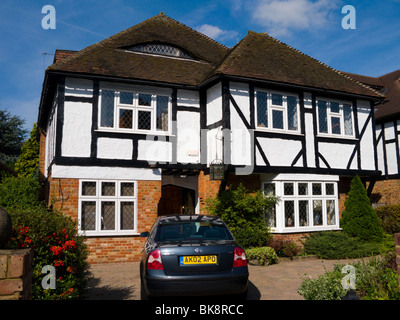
154, 221, 234, 242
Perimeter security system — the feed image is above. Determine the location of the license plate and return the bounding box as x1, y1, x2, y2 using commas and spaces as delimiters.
180, 255, 217, 265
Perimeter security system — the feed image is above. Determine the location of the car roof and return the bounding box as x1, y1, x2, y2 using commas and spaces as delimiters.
156, 215, 224, 224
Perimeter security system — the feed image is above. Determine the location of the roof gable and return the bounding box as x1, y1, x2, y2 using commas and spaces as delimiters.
214, 31, 383, 98
47, 13, 229, 86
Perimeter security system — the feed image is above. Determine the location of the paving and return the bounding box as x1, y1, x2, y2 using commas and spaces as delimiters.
85, 256, 363, 300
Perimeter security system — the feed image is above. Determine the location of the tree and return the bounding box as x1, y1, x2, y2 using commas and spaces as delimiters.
206, 183, 278, 248
14, 123, 40, 177
340, 175, 384, 242
0, 109, 27, 165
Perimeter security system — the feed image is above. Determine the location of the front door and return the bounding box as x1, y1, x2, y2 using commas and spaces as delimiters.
158, 185, 195, 216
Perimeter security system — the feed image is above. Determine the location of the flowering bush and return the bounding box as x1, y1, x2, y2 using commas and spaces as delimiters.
7, 205, 89, 300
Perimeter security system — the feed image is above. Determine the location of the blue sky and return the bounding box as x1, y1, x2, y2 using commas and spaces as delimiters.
1, 0, 399, 136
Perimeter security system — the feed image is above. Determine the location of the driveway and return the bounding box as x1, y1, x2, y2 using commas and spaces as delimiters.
85, 257, 361, 300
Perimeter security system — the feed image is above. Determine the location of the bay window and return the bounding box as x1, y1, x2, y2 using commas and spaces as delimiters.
79, 180, 138, 236
262, 179, 339, 232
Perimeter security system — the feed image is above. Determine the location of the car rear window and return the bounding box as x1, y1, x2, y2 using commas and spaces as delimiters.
154, 221, 234, 242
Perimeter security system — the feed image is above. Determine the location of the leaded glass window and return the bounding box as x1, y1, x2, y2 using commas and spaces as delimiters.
256, 90, 299, 132
79, 180, 137, 235
127, 43, 194, 60
317, 99, 354, 137
99, 88, 170, 133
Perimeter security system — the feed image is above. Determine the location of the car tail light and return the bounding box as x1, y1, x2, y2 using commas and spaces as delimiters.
233, 247, 247, 267
147, 249, 163, 270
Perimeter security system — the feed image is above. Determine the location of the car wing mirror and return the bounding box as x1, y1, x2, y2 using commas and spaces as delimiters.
140, 231, 150, 237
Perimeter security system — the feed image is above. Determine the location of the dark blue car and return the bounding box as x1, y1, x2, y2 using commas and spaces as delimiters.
140, 215, 249, 299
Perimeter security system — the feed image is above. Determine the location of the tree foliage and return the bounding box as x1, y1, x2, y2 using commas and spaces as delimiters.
340, 175, 384, 242
0, 109, 27, 165
206, 183, 278, 248
14, 122, 40, 177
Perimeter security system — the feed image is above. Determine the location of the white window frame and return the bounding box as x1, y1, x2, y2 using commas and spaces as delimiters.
262, 179, 340, 233
78, 179, 138, 236
255, 89, 301, 134
316, 98, 355, 138
98, 86, 171, 135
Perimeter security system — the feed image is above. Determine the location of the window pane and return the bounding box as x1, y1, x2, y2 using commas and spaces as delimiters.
101, 201, 115, 230
102, 182, 115, 197
313, 200, 323, 226
82, 182, 96, 196
343, 104, 353, 136
271, 93, 283, 106
330, 101, 340, 113
81, 201, 96, 230
298, 183, 308, 195
326, 183, 335, 195
138, 93, 151, 106
284, 183, 294, 195
285, 201, 295, 227
327, 200, 336, 225
312, 183, 322, 195
100, 90, 115, 127
257, 91, 268, 127
138, 110, 152, 130
156, 95, 169, 131
318, 100, 328, 133
120, 202, 135, 230
272, 110, 284, 129
119, 109, 133, 129
264, 207, 276, 228
120, 92, 133, 104
121, 182, 135, 197
299, 200, 309, 227
287, 96, 298, 131
263, 183, 275, 195
331, 117, 341, 135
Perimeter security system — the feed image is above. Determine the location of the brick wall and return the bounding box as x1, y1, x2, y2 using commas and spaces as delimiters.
0, 249, 33, 300
46, 177, 161, 264
368, 179, 400, 206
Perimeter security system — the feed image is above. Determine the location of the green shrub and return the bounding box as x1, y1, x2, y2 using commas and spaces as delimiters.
7, 205, 89, 300
340, 175, 384, 242
298, 253, 400, 300
206, 183, 277, 248
298, 265, 347, 300
303, 231, 383, 259
245, 247, 278, 266
0, 175, 40, 209
376, 204, 400, 234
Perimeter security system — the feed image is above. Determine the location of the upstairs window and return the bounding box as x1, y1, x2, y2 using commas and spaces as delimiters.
256, 90, 300, 133
127, 43, 194, 60
317, 99, 354, 137
99, 88, 170, 133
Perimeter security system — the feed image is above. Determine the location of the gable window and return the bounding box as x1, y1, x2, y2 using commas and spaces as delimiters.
317, 99, 354, 137
127, 43, 194, 60
99, 88, 170, 133
262, 180, 339, 232
256, 90, 300, 133
79, 180, 137, 236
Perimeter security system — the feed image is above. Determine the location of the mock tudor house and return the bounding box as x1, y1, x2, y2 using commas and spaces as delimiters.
37, 13, 385, 263
344, 70, 400, 206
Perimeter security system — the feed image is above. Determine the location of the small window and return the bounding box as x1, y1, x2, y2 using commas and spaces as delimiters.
317, 99, 354, 137
256, 90, 299, 133
127, 43, 195, 60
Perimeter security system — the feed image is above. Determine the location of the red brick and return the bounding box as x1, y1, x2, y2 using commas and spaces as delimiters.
0, 279, 22, 295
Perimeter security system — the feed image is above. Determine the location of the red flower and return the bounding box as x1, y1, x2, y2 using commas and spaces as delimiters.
54, 260, 64, 267
50, 246, 63, 256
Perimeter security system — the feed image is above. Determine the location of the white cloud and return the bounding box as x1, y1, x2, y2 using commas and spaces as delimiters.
251, 0, 340, 36
196, 24, 238, 41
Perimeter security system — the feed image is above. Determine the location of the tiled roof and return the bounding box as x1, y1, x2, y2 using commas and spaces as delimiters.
47, 13, 229, 86
213, 31, 383, 98
344, 70, 400, 121
46, 14, 383, 99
